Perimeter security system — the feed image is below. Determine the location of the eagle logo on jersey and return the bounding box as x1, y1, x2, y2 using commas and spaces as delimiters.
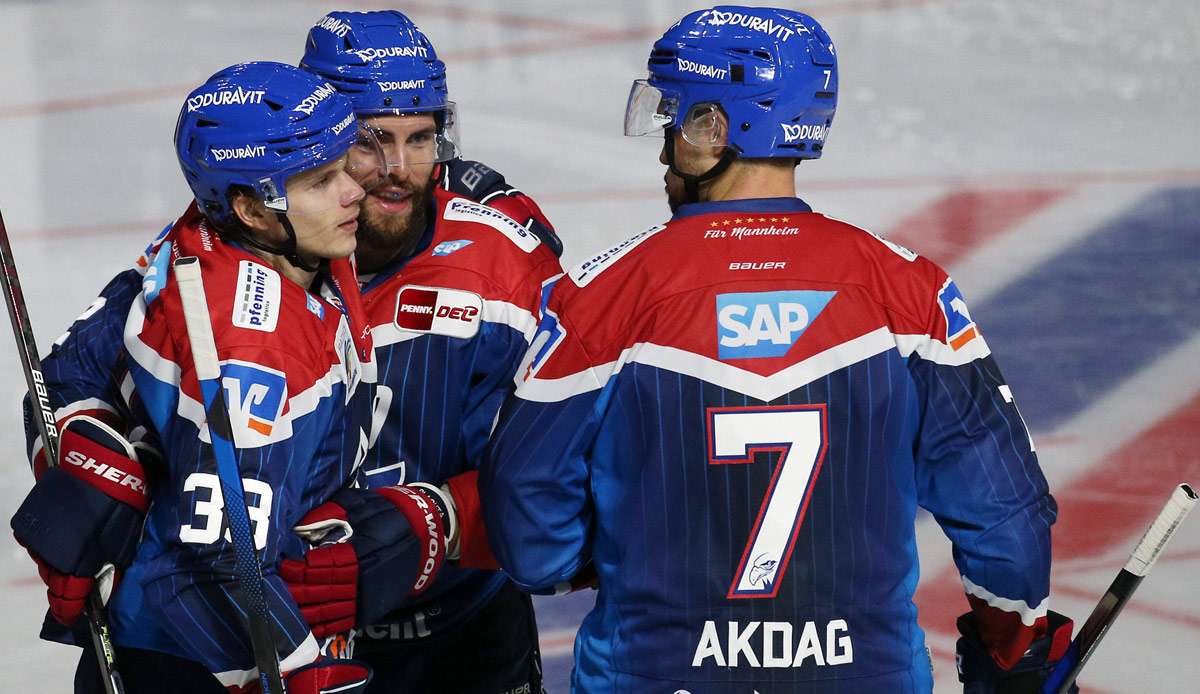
716, 290, 837, 360
937, 278, 980, 350
220, 360, 288, 446
748, 554, 779, 589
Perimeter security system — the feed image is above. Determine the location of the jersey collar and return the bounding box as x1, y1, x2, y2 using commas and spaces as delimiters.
672, 197, 812, 220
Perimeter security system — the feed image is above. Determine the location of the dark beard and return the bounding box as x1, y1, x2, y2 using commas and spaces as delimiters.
355, 179, 434, 274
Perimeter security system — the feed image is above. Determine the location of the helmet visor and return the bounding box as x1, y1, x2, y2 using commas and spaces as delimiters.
359, 102, 461, 173
347, 121, 388, 192
624, 80, 678, 137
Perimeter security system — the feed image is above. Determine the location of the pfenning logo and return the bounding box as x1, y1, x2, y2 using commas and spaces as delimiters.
781, 123, 827, 144
716, 290, 836, 360
211, 144, 266, 162
353, 45, 429, 61
394, 285, 483, 339
187, 87, 265, 112
232, 260, 281, 332
293, 83, 338, 115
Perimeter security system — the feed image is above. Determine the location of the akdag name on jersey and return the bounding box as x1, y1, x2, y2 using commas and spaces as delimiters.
691, 619, 853, 669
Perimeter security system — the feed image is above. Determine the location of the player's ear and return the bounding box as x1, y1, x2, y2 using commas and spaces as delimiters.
230, 192, 274, 233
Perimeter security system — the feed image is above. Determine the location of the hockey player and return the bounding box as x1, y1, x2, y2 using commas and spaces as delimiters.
10, 62, 454, 693
12, 10, 562, 693
276, 12, 564, 693
481, 7, 1075, 693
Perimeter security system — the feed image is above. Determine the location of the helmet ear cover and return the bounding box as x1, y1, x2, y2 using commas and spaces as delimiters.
663, 106, 738, 205
680, 103, 727, 148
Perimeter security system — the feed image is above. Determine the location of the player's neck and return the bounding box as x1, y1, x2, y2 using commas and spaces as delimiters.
248, 247, 319, 288
704, 159, 797, 203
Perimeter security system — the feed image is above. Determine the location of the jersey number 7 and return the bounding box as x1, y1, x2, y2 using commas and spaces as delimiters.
707, 404, 828, 600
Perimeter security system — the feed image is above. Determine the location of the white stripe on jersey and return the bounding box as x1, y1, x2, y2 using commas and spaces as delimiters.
895, 331, 992, 366
961, 574, 1048, 626
517, 326, 995, 404
122, 289, 377, 448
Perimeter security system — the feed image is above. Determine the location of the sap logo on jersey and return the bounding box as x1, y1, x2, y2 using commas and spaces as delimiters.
233, 261, 281, 332
395, 285, 483, 339
432, 239, 473, 256
220, 360, 288, 446
716, 290, 836, 359
936, 278, 979, 350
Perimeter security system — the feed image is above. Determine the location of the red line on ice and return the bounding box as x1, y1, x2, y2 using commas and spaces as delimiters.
882, 188, 1068, 268
1, 0, 947, 120
914, 390, 1200, 640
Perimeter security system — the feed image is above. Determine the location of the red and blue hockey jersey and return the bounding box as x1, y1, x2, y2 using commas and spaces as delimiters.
349, 184, 562, 638
481, 197, 1057, 693
24, 158, 562, 663
31, 204, 376, 687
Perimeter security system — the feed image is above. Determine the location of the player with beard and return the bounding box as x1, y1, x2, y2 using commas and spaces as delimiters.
277, 12, 564, 693
482, 6, 1075, 693
11, 10, 563, 694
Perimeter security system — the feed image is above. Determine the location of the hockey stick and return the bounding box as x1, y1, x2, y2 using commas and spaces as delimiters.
0, 209, 126, 694
174, 256, 285, 694
1043, 482, 1198, 694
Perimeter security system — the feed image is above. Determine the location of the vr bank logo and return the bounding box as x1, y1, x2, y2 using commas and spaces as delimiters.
221, 361, 287, 441
716, 290, 836, 360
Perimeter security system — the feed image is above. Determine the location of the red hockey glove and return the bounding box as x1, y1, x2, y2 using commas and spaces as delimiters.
282, 659, 371, 694
443, 469, 499, 570
280, 484, 450, 638
956, 609, 1076, 693
10, 415, 154, 626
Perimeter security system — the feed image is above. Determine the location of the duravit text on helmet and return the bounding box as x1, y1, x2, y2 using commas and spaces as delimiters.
698, 10, 807, 42
293, 83, 338, 115
353, 46, 430, 62
186, 87, 266, 112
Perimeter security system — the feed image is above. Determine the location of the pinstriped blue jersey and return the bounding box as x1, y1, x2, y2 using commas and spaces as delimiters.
25, 205, 377, 687
481, 198, 1057, 693
24, 159, 563, 661
350, 186, 562, 638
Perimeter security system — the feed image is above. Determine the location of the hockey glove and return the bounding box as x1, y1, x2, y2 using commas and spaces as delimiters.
956, 609, 1077, 693
280, 483, 452, 638
283, 659, 371, 694
10, 415, 153, 626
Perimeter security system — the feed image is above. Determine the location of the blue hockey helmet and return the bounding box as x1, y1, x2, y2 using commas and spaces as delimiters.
300, 12, 460, 165
175, 61, 367, 228
625, 6, 837, 160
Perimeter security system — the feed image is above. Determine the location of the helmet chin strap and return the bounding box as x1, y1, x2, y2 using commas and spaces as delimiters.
664, 129, 737, 204
232, 212, 321, 273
